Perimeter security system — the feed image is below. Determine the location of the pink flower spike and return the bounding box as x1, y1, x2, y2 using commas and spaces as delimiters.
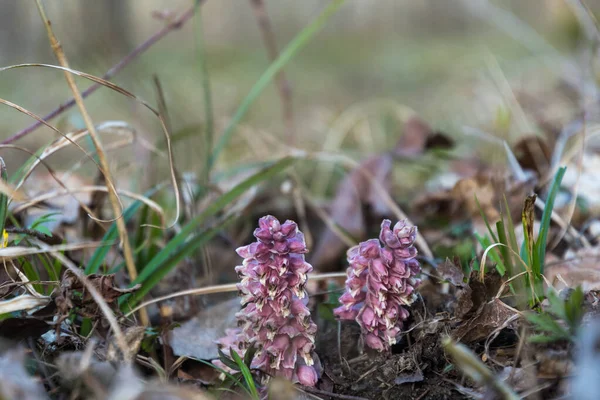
216, 215, 320, 387
335, 219, 421, 352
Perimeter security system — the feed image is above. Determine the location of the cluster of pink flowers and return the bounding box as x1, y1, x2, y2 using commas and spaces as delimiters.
215, 216, 319, 386
334, 220, 421, 351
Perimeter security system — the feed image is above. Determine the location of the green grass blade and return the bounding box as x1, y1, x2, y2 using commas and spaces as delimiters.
496, 220, 513, 277
230, 347, 259, 400
502, 195, 520, 266
130, 157, 293, 286
20, 258, 42, 292
525, 312, 570, 338
474, 233, 505, 275
85, 185, 163, 275
475, 195, 498, 242
535, 166, 566, 275
193, 357, 253, 398
119, 219, 231, 310
209, 0, 347, 168
120, 158, 293, 308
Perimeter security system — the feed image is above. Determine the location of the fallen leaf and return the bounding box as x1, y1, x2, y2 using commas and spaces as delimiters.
513, 135, 552, 178
106, 325, 147, 362
169, 297, 239, 360
394, 369, 424, 385
312, 116, 442, 271
437, 257, 465, 287
55, 271, 139, 320
413, 169, 536, 237
546, 246, 600, 291
310, 153, 391, 271
18, 171, 92, 228
453, 298, 517, 343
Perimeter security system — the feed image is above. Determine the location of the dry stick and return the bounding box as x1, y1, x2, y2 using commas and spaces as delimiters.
34, 1, 149, 327
249, 0, 295, 143
3, 4, 200, 145
5, 227, 61, 246
124, 272, 347, 318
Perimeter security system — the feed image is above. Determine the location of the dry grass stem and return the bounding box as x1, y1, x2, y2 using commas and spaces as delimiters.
34, 0, 148, 326
124, 271, 347, 317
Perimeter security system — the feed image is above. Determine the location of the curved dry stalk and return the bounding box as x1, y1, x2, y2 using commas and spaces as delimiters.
3, 4, 201, 144
480, 242, 531, 281
480, 242, 536, 303
34, 0, 145, 325
0, 64, 181, 230
12, 186, 165, 227
32, 239, 130, 360
483, 313, 521, 368
0, 241, 110, 261
63, 123, 136, 179
23, 122, 134, 190
8, 259, 47, 298
148, 78, 180, 231
494, 271, 529, 299
0, 99, 122, 220
124, 272, 347, 318
0, 144, 107, 229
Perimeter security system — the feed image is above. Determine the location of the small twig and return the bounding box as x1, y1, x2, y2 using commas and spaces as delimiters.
34, 0, 148, 326
300, 386, 369, 400
5, 227, 62, 246
415, 389, 430, 400
3, 4, 201, 144
249, 0, 295, 143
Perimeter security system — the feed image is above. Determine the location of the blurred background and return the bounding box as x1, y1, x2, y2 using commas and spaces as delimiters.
0, 0, 597, 183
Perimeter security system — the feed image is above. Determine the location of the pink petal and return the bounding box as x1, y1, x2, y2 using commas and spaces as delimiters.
364, 333, 385, 351
296, 365, 318, 386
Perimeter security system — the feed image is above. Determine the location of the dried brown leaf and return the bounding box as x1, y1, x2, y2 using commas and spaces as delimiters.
312, 116, 443, 271
169, 297, 239, 360
453, 298, 517, 343
438, 257, 465, 287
